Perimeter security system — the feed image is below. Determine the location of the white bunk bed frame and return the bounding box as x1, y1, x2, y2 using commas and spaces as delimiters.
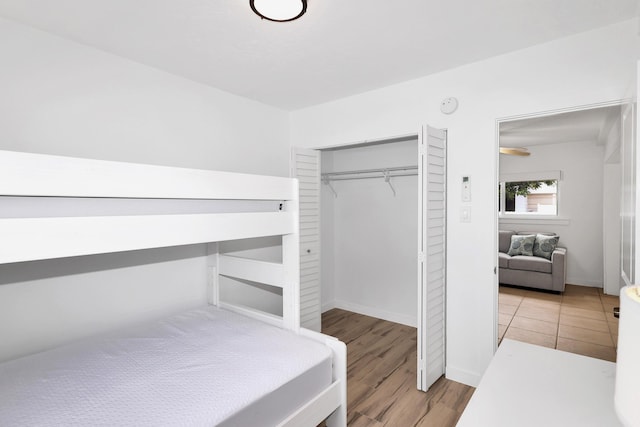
0, 150, 346, 427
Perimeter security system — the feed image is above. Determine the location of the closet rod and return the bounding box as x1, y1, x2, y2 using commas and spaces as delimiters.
321, 165, 417, 197
326, 172, 417, 182
322, 165, 418, 179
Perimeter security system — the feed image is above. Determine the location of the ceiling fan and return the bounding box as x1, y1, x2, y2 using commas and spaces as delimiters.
499, 147, 530, 156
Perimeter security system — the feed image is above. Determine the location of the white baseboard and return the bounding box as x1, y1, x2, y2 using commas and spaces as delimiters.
321, 299, 416, 328
321, 301, 335, 313
566, 278, 603, 288
446, 365, 482, 388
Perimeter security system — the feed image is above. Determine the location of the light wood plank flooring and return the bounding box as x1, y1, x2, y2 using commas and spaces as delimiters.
499, 284, 620, 361
322, 309, 475, 427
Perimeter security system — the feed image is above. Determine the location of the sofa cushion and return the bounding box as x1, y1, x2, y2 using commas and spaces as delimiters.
533, 234, 559, 260
498, 252, 510, 268
499, 230, 517, 253
507, 234, 535, 256
509, 255, 552, 273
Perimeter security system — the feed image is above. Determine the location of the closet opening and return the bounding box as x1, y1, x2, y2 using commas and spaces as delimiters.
292, 125, 447, 393
320, 135, 420, 328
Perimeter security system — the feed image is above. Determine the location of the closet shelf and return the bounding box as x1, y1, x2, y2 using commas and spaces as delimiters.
321, 165, 418, 198
321, 165, 418, 182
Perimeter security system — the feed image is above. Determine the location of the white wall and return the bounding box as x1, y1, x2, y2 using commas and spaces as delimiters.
0, 17, 290, 362
603, 112, 623, 296
604, 163, 623, 295
321, 152, 337, 308
321, 140, 418, 326
499, 140, 605, 287
291, 20, 639, 386
0, 17, 289, 175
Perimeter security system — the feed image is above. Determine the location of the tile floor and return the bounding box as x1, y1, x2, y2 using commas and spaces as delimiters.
498, 284, 619, 362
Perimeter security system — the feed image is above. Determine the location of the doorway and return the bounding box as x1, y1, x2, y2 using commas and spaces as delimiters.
495, 102, 625, 360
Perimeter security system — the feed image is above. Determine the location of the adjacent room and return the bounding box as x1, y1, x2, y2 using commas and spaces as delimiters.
497, 105, 624, 361
0, 1, 639, 426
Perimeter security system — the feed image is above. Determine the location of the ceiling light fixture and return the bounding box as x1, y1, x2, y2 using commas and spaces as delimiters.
250, 0, 307, 22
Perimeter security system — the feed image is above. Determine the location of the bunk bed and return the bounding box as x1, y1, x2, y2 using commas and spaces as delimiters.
0, 150, 347, 427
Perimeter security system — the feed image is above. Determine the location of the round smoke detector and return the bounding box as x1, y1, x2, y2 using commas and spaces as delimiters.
440, 97, 458, 114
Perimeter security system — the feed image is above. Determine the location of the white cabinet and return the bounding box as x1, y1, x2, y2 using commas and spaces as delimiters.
457, 339, 621, 427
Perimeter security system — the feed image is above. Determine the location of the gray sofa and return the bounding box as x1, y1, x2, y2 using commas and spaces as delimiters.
499, 230, 567, 292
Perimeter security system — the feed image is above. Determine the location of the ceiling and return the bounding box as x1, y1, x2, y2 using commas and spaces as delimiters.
0, 0, 636, 110
500, 105, 622, 148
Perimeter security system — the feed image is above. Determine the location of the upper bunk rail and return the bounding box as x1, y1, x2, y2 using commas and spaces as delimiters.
0, 212, 295, 264
0, 150, 299, 265
0, 150, 296, 201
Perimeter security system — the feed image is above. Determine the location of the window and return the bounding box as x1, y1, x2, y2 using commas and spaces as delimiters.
498, 172, 560, 216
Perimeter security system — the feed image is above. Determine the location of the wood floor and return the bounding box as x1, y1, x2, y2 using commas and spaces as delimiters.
321, 309, 475, 427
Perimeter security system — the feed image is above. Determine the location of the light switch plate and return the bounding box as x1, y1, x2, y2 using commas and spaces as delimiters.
461, 206, 471, 223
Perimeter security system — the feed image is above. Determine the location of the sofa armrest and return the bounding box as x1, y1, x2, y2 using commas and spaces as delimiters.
551, 247, 567, 292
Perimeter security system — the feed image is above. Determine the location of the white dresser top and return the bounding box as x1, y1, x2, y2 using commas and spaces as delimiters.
456, 339, 621, 427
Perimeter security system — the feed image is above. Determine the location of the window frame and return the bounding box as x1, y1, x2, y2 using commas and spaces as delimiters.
498, 170, 562, 219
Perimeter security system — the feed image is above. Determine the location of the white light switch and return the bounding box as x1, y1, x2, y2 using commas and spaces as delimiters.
461, 206, 471, 222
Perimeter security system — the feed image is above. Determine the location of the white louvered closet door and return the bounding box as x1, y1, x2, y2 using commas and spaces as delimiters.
291, 147, 322, 331
417, 126, 447, 391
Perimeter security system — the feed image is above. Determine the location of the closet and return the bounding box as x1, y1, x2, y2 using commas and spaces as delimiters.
292, 125, 447, 392
320, 138, 419, 327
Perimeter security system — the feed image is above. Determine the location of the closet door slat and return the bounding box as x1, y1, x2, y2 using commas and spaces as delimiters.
418, 125, 447, 392
291, 147, 322, 332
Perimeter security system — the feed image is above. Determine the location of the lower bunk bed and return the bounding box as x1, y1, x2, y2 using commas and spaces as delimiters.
0, 305, 344, 426
0, 149, 347, 426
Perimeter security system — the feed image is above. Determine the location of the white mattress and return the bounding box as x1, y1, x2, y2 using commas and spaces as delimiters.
0, 306, 333, 426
